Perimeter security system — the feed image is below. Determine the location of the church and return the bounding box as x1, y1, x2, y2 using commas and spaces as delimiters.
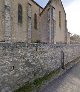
0, 0, 70, 44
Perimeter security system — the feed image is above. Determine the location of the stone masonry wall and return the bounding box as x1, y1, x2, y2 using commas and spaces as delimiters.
0, 43, 80, 92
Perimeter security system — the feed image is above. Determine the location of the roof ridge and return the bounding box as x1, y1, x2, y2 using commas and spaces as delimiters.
31, 0, 43, 9
40, 0, 66, 16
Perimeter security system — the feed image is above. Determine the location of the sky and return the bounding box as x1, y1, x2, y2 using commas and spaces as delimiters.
34, 0, 80, 35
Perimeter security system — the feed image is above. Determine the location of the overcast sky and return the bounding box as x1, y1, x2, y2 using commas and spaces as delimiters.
34, 0, 80, 35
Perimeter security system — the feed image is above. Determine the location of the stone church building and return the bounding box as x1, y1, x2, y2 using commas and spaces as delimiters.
0, 0, 70, 44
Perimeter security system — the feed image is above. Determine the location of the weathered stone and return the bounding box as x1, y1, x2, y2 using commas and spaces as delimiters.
0, 43, 79, 91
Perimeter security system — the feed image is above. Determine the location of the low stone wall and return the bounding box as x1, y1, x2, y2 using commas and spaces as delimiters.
0, 42, 80, 92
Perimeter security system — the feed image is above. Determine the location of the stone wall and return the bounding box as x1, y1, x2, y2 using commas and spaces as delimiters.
0, 43, 80, 92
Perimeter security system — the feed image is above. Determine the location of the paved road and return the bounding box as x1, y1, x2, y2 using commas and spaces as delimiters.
39, 62, 80, 92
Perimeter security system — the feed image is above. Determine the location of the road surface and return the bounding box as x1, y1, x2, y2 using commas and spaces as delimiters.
39, 62, 80, 92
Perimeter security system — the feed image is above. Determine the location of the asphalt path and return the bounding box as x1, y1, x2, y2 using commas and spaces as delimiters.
39, 62, 80, 92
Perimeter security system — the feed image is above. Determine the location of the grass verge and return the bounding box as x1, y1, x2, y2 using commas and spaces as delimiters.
14, 68, 60, 92
14, 56, 80, 92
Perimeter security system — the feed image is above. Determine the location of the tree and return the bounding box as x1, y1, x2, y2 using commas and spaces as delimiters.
70, 34, 80, 44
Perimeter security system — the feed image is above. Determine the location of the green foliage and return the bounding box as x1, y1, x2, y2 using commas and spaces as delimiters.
14, 69, 60, 92
33, 69, 60, 89
14, 82, 33, 92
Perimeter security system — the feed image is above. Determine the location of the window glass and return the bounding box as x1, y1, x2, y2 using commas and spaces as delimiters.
18, 4, 22, 23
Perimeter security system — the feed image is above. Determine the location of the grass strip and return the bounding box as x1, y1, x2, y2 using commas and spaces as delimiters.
14, 68, 60, 92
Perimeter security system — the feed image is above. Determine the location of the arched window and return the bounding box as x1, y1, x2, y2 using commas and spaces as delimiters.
18, 4, 22, 23
59, 11, 61, 28
34, 13, 37, 29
